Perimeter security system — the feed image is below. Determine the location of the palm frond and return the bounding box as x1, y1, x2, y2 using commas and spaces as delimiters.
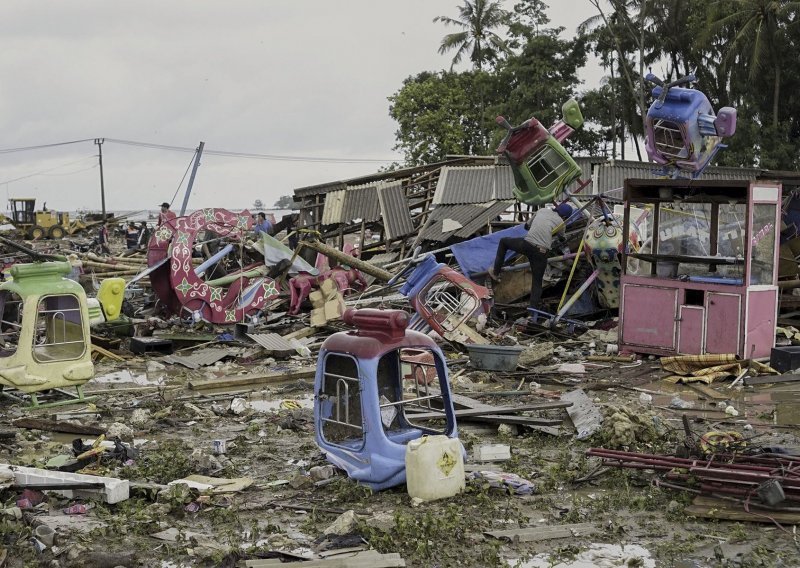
433, 15, 468, 28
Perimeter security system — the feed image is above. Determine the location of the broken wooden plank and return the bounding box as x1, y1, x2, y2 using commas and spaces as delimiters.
744, 374, 800, 386
283, 327, 318, 341
90, 344, 125, 362
684, 383, 729, 400
243, 550, 406, 567
449, 392, 498, 411
473, 415, 563, 427
586, 355, 636, 363
685, 495, 800, 523
11, 418, 105, 436
655, 406, 731, 420
561, 389, 603, 440
485, 522, 600, 542
188, 367, 316, 390
406, 401, 570, 421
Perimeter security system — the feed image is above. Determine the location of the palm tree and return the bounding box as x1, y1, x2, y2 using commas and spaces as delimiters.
433, 0, 509, 71
707, 0, 800, 128
579, 0, 648, 160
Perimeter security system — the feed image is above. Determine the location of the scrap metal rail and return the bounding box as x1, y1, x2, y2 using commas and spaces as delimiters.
587, 447, 800, 507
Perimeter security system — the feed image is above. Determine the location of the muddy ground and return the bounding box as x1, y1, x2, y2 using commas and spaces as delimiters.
2, 332, 800, 568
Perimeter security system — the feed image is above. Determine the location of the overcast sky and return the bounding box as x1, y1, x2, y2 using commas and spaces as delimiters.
0, 0, 602, 213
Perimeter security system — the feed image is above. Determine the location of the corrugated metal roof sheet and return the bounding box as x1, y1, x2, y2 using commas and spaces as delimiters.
360, 251, 399, 285
293, 156, 498, 198
420, 200, 514, 242
321, 189, 347, 225
591, 159, 763, 195
297, 154, 798, 199
246, 333, 296, 355
342, 183, 381, 222
453, 200, 514, 238
574, 157, 602, 183
162, 348, 230, 369
364, 252, 399, 267
433, 166, 515, 205
495, 167, 515, 200
434, 166, 493, 204
378, 181, 414, 239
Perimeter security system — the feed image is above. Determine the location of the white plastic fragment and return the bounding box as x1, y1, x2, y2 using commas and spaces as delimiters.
0, 464, 129, 504
473, 444, 511, 463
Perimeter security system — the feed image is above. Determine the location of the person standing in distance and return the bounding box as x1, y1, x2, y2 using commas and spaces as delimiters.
157, 202, 176, 227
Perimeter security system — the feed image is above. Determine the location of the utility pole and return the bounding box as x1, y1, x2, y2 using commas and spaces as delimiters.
180, 141, 205, 216
94, 138, 106, 220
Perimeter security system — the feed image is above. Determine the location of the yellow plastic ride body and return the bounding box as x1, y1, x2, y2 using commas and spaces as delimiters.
0, 262, 94, 399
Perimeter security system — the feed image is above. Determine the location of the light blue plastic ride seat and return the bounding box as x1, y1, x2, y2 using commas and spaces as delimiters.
314, 308, 462, 490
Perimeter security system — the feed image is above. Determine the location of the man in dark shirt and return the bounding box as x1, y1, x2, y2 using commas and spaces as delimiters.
488, 203, 573, 310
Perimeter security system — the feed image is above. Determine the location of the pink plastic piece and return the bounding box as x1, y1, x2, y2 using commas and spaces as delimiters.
548, 121, 574, 143
319, 266, 368, 296
288, 272, 319, 315
341, 307, 408, 341
63, 504, 89, 515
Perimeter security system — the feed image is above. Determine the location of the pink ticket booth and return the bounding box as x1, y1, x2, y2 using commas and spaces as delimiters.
619, 179, 781, 358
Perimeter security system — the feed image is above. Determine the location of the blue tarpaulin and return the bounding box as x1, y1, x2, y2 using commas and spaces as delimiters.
451, 224, 528, 279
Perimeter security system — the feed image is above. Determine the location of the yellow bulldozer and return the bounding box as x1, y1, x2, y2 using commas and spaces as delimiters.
6, 198, 89, 239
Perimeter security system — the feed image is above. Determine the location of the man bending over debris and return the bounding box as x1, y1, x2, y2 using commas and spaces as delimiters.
488, 203, 572, 310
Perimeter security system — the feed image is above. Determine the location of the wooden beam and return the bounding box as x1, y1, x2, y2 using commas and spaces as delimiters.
486, 523, 600, 542
91, 344, 125, 361
12, 418, 106, 436
744, 373, 800, 386
189, 367, 316, 390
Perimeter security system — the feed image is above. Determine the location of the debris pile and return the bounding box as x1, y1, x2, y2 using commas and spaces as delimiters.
0, 156, 800, 566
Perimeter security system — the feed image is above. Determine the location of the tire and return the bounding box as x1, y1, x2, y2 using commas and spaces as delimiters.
49, 225, 65, 239
29, 225, 46, 240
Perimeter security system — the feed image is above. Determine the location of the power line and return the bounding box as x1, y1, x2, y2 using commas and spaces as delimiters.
0, 155, 98, 185
0, 137, 398, 164
104, 138, 196, 154
41, 163, 98, 177
0, 139, 95, 154
105, 138, 398, 163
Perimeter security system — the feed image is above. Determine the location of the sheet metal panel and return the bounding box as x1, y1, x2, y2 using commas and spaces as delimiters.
420, 200, 513, 242
321, 189, 347, 225
434, 166, 495, 205
377, 181, 414, 239
494, 167, 515, 200
454, 200, 514, 238
592, 160, 761, 195
434, 166, 516, 205
342, 183, 381, 222
161, 348, 230, 369
246, 333, 297, 355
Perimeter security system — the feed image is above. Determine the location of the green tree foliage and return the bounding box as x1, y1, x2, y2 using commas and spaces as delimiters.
703, 0, 800, 169
433, 0, 510, 71
488, 28, 592, 152
388, 71, 491, 166
392, 2, 595, 165
572, 0, 800, 169
392, 0, 800, 171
